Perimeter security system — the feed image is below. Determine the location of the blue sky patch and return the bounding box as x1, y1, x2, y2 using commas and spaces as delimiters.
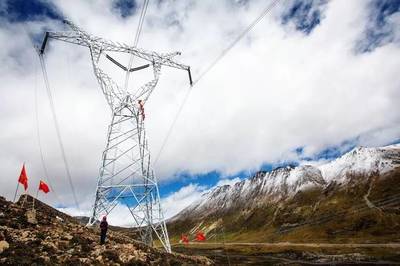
295, 138, 358, 162
281, 0, 327, 34
308, 142, 356, 161
357, 0, 400, 52
1, 0, 62, 22
260, 161, 299, 172
113, 0, 138, 18
158, 169, 254, 198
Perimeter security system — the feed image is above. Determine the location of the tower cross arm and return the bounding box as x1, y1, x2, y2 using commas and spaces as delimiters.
101, 42, 192, 85
46, 31, 90, 47
40, 19, 193, 85
42, 31, 190, 72
103, 43, 190, 71
41, 31, 193, 85
40, 19, 93, 54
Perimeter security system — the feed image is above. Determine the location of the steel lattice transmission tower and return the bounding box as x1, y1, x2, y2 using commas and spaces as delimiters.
40, 20, 192, 252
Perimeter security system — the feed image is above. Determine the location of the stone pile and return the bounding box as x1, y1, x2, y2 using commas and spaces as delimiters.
0, 195, 212, 265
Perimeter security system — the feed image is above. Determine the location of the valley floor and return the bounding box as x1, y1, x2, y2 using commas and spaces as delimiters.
172, 242, 400, 265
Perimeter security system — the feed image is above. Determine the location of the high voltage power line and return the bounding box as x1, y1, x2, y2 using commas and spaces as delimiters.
192, 0, 282, 86
124, 0, 149, 91
38, 54, 80, 210
22, 24, 67, 209
153, 0, 283, 166
34, 57, 62, 205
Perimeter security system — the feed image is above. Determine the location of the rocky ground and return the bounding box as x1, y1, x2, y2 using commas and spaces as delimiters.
0, 195, 212, 265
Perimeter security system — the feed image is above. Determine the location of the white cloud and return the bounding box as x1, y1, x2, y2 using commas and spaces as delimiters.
161, 183, 207, 219
60, 203, 137, 227
0, 0, 399, 214
215, 177, 241, 187
59, 183, 207, 226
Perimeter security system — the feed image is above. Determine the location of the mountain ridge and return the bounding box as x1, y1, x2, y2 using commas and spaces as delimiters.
171, 144, 400, 222
167, 144, 400, 247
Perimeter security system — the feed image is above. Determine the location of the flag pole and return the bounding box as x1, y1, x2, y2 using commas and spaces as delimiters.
13, 182, 20, 203
13, 162, 25, 203
33, 186, 39, 210
21, 192, 27, 208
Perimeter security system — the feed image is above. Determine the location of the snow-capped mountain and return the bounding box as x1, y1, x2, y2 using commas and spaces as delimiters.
172, 144, 400, 221
319, 145, 400, 183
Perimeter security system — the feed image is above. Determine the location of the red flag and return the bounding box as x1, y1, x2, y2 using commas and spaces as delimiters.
181, 234, 189, 244
196, 231, 206, 241
18, 164, 28, 191
38, 180, 50, 193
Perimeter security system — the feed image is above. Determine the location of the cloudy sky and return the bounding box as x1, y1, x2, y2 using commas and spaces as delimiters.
0, 0, 399, 225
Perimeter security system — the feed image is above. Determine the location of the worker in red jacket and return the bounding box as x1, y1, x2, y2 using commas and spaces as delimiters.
100, 216, 108, 245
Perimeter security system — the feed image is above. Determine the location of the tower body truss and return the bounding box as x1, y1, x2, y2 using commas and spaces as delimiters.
41, 20, 191, 252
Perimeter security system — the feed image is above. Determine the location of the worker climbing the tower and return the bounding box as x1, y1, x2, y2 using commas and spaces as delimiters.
138, 99, 145, 120
100, 216, 108, 245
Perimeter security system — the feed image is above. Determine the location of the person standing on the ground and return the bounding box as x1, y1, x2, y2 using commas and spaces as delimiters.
100, 216, 108, 245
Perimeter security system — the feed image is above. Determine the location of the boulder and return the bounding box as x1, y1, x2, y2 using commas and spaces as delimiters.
26, 209, 37, 224
0, 240, 9, 254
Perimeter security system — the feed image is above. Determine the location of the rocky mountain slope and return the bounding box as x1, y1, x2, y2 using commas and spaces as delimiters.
0, 195, 212, 265
168, 145, 400, 243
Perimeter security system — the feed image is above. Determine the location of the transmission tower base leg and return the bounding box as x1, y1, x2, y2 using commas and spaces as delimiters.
87, 106, 171, 252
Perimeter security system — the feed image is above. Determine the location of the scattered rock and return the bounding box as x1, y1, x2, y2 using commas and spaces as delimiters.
79, 257, 89, 263
44, 241, 57, 251
21, 231, 29, 239
63, 234, 73, 240
56, 216, 64, 223
26, 209, 37, 224
40, 255, 50, 263
0, 240, 9, 254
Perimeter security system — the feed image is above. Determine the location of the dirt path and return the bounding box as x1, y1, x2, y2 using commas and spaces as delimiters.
173, 242, 400, 248
172, 242, 400, 265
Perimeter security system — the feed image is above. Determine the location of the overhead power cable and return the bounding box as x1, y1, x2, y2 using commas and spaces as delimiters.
24, 26, 64, 207
38, 53, 80, 210
133, 0, 149, 47
153, 89, 191, 166
153, 0, 283, 166
34, 56, 62, 204
192, 0, 282, 86
124, 0, 149, 91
